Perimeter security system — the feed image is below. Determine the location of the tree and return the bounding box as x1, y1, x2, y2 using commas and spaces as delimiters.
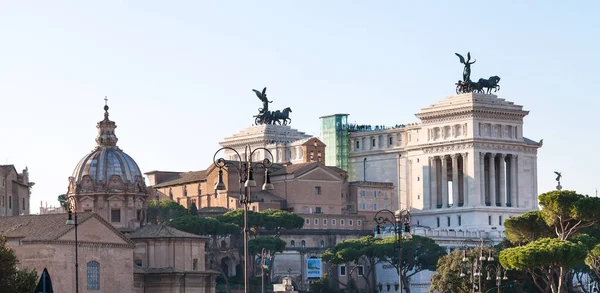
504, 211, 553, 245
188, 203, 198, 215
499, 190, 600, 293
538, 190, 600, 241
430, 249, 482, 293
147, 199, 188, 223
57, 194, 67, 208
248, 237, 286, 255
322, 236, 379, 293
500, 238, 588, 293
169, 215, 240, 293
375, 235, 446, 293
217, 209, 304, 237
0, 237, 38, 293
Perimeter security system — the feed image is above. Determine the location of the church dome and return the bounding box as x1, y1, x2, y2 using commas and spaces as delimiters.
71, 101, 143, 184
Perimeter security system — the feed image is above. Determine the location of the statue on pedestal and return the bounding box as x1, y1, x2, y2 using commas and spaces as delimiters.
252, 87, 292, 125
454, 52, 501, 94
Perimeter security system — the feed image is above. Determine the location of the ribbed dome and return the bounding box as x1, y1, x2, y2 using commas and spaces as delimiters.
71, 99, 143, 184
72, 147, 142, 183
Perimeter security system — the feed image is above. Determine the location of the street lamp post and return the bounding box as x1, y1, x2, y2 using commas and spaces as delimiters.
460, 239, 496, 293
261, 248, 272, 293
213, 145, 274, 293
485, 263, 508, 293
65, 195, 79, 293
374, 209, 411, 293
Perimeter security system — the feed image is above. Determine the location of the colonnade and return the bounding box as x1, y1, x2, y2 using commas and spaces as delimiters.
427, 152, 518, 209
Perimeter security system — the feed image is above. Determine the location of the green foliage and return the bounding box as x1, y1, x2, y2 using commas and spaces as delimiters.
538, 190, 600, 239
57, 194, 67, 208
217, 209, 304, 237
248, 237, 286, 255
500, 238, 587, 271
0, 237, 38, 293
322, 236, 379, 265
375, 235, 446, 274
147, 199, 188, 224
585, 244, 600, 277
430, 249, 480, 293
168, 215, 240, 236
504, 211, 553, 245
308, 275, 338, 293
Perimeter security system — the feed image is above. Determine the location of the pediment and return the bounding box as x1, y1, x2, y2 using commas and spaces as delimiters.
58, 216, 130, 245
107, 195, 125, 201
297, 167, 341, 181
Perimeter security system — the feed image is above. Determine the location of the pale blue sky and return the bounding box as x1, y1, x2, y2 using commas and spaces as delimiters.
0, 1, 598, 211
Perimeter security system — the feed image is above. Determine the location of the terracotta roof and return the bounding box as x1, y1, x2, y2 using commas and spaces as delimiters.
153, 170, 207, 187
0, 213, 93, 241
0, 213, 134, 245
270, 162, 346, 178
128, 223, 207, 239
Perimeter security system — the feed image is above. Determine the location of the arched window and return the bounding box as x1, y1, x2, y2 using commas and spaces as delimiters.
301, 240, 306, 248
290, 240, 295, 248
87, 261, 100, 290
320, 240, 325, 248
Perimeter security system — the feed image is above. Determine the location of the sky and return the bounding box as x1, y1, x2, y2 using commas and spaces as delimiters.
0, 1, 598, 212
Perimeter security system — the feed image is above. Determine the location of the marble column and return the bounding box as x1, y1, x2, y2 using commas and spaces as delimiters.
498, 153, 506, 206
462, 153, 468, 206
510, 155, 518, 207
430, 157, 438, 209
451, 154, 459, 208
488, 153, 496, 206
480, 152, 486, 206
441, 155, 448, 208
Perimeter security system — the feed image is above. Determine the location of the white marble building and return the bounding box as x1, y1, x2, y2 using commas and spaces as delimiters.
348, 93, 542, 235
219, 124, 313, 163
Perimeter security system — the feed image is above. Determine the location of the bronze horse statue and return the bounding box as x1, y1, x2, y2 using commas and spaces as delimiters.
475, 76, 501, 94
271, 107, 292, 125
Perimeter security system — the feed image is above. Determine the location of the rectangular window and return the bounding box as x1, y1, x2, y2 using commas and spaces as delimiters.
315, 186, 321, 195
361, 202, 366, 210
372, 203, 378, 211
373, 192, 377, 198
332, 219, 336, 225
384, 203, 389, 210
193, 259, 198, 271
447, 217, 451, 227
111, 209, 121, 223
22, 198, 25, 210
357, 266, 364, 276
323, 219, 327, 225
372, 139, 376, 147
436, 217, 440, 227
499, 216, 503, 225
315, 207, 322, 214
349, 220, 353, 226
340, 266, 346, 276
360, 190, 366, 197
8, 196, 11, 209
136, 210, 142, 221
356, 141, 360, 149
458, 216, 462, 226
488, 215, 492, 225
389, 137, 393, 145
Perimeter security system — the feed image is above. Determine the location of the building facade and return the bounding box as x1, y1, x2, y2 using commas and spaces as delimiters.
0, 213, 135, 293
323, 93, 541, 237
67, 103, 149, 232
0, 165, 33, 216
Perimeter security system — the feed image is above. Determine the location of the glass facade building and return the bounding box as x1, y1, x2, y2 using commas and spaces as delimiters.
319, 114, 349, 171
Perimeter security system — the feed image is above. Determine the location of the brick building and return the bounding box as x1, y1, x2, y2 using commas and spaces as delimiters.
0, 165, 34, 216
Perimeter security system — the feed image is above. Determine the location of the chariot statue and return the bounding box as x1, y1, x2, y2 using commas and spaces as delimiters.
252, 87, 292, 125
454, 52, 501, 94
